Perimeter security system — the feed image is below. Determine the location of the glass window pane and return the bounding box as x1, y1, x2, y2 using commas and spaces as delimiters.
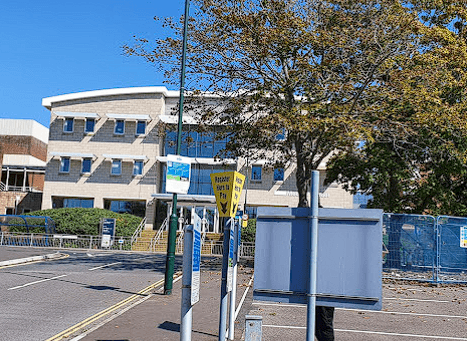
60, 157, 70, 173
82, 158, 92, 173
63, 118, 74, 132
85, 118, 95, 133
114, 120, 125, 134
105, 199, 146, 217
133, 160, 143, 175
63, 198, 94, 208
251, 165, 262, 181
136, 121, 146, 135
274, 168, 284, 181
111, 160, 122, 175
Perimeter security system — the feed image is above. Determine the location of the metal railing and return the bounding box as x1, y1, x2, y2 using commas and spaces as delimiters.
176, 229, 185, 254
0, 232, 133, 251
150, 218, 168, 252
0, 231, 255, 258
0, 184, 42, 192
130, 217, 147, 245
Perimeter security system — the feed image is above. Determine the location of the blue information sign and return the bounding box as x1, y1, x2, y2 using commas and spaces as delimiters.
101, 218, 116, 248
166, 154, 191, 194
191, 215, 202, 305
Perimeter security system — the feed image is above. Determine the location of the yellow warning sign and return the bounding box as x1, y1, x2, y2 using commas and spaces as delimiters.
210, 171, 245, 218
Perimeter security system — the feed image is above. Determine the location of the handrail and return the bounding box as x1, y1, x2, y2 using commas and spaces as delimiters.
176, 228, 184, 254
131, 217, 146, 245
150, 218, 168, 252
201, 218, 207, 245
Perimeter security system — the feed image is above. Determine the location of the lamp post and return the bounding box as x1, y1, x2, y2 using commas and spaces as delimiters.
164, 0, 190, 295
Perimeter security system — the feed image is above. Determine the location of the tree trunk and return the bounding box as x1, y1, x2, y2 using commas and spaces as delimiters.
295, 136, 310, 208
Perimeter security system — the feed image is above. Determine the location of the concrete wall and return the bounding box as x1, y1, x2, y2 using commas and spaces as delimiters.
42, 92, 166, 229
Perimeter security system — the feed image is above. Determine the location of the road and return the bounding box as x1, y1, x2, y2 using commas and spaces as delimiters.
0, 250, 182, 341
250, 280, 467, 340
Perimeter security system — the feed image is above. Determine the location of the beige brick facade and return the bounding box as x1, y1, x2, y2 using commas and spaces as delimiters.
42, 87, 355, 231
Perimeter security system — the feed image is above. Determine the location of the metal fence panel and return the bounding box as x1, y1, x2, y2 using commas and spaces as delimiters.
437, 216, 467, 282
383, 213, 436, 281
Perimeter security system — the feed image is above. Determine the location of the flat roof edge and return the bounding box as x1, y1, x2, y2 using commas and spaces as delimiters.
42, 86, 180, 109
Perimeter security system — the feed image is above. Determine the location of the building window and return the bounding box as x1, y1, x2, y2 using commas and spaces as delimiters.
114, 120, 125, 135
104, 199, 146, 217
111, 159, 122, 175
276, 128, 286, 141
133, 160, 143, 176
85, 118, 95, 133
251, 165, 262, 181
136, 120, 146, 135
52, 197, 94, 208
63, 118, 74, 133
81, 158, 92, 174
5, 207, 14, 215
60, 157, 70, 173
274, 167, 284, 181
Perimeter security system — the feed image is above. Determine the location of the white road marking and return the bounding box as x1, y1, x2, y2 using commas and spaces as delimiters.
262, 325, 467, 340
335, 329, 467, 340
252, 302, 467, 319
384, 297, 450, 303
88, 262, 122, 271
8, 274, 68, 290
338, 308, 467, 320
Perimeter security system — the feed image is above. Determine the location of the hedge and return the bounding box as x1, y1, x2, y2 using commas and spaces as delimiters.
7, 208, 143, 236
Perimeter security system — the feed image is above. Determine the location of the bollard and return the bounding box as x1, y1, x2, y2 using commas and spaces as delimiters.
245, 315, 262, 341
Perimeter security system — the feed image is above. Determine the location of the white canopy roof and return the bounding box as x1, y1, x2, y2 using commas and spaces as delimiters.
103, 154, 148, 161
50, 152, 96, 159
2, 154, 46, 168
156, 156, 236, 165
54, 112, 100, 119
106, 114, 151, 121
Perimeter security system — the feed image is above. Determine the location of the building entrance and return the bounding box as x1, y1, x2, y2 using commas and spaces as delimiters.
153, 195, 220, 233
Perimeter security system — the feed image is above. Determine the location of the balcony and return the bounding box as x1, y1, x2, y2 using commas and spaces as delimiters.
0, 182, 41, 193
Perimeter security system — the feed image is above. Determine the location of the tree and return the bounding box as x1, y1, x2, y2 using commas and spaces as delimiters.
325, 0, 467, 215
124, 0, 425, 207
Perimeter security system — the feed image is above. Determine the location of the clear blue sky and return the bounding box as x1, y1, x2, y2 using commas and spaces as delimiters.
0, 0, 185, 127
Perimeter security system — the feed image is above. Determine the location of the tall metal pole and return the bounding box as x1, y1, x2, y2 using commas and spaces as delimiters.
180, 224, 193, 341
306, 170, 319, 340
164, 0, 190, 295
218, 218, 231, 341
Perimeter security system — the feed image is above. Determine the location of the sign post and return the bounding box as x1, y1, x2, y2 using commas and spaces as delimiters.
164, 154, 192, 295
180, 215, 201, 341
100, 218, 116, 248
306, 171, 319, 341
228, 216, 242, 340
210, 171, 245, 341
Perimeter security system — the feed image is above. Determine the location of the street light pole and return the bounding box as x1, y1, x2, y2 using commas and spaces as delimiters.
164, 0, 190, 295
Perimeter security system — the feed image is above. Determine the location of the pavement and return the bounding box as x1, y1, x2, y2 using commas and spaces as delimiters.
0, 246, 256, 341
0, 245, 64, 266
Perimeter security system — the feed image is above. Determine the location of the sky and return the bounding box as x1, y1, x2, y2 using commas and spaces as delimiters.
0, 0, 186, 127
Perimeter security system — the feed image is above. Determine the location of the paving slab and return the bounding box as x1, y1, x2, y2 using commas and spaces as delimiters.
69, 260, 255, 341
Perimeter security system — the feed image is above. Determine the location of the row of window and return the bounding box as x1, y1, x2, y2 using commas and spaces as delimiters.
58, 157, 283, 181
63, 118, 147, 136
51, 197, 146, 217
251, 165, 284, 182
59, 157, 144, 176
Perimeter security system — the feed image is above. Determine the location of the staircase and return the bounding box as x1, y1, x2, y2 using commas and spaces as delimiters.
131, 230, 157, 251
201, 233, 224, 254
131, 230, 225, 254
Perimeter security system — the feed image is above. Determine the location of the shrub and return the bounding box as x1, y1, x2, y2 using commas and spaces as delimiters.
241, 219, 256, 243
10, 208, 143, 236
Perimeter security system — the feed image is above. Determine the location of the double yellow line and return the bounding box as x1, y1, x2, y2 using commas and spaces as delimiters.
45, 278, 165, 341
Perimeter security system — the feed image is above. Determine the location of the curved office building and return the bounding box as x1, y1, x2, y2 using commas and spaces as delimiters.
42, 87, 354, 233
